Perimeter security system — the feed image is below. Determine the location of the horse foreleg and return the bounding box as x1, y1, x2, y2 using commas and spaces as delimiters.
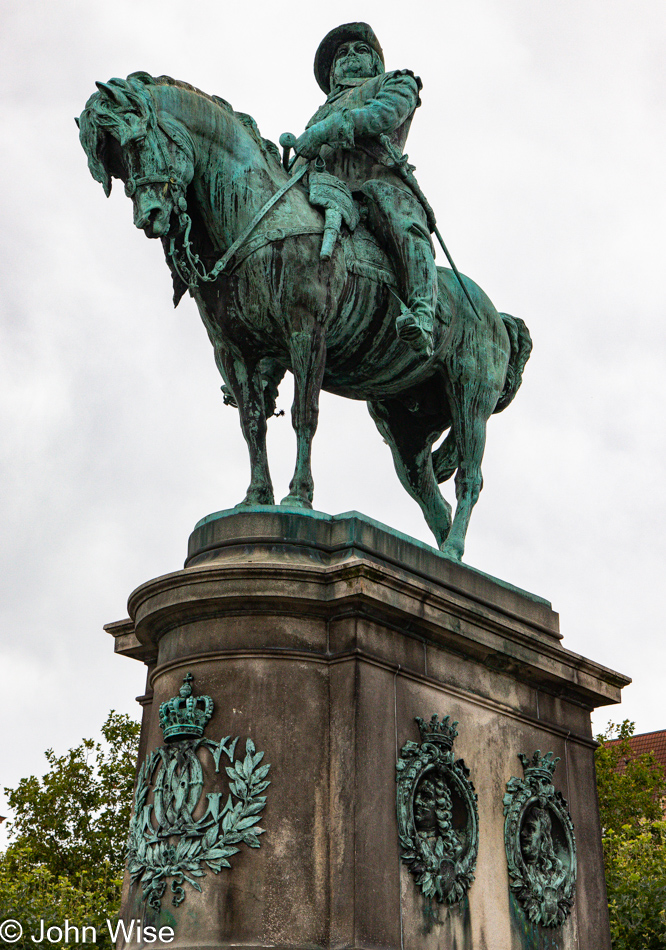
281, 327, 326, 508
367, 397, 452, 548
216, 346, 275, 506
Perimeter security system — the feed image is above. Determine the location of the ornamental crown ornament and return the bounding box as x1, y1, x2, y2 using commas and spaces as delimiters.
416, 714, 459, 751
518, 750, 560, 783
158, 672, 214, 742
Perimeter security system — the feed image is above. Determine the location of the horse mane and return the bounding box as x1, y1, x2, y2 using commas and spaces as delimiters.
78, 71, 281, 195
133, 73, 281, 166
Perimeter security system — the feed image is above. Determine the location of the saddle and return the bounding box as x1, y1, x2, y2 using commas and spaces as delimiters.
218, 168, 397, 291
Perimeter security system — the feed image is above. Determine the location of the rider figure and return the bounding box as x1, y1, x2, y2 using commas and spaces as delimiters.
294, 22, 438, 356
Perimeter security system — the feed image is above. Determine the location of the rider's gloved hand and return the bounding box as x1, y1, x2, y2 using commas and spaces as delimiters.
294, 110, 355, 159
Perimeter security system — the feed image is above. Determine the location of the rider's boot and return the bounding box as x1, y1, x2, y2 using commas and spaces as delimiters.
394, 229, 437, 356
360, 181, 438, 357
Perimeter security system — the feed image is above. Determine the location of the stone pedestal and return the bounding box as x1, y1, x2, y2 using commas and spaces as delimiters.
107, 508, 629, 950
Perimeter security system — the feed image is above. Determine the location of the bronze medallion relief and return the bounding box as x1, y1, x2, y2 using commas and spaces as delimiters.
503, 751, 577, 927
396, 715, 478, 904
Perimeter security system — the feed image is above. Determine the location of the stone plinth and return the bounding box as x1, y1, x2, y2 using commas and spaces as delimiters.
107, 508, 629, 950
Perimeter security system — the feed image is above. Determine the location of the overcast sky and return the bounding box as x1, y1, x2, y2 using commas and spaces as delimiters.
1, 0, 664, 835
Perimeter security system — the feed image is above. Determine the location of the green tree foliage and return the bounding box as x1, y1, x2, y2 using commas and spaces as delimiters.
0, 846, 122, 949
595, 720, 666, 950
0, 712, 140, 948
603, 820, 666, 950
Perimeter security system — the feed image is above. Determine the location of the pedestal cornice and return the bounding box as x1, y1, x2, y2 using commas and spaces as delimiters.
106, 508, 629, 710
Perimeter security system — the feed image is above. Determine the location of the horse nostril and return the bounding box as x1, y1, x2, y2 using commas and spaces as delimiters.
135, 202, 164, 232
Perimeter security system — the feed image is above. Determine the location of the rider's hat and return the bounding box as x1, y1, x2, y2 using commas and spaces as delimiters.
314, 22, 384, 94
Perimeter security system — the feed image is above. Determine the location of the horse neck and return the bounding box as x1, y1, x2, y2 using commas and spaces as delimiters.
159, 86, 287, 250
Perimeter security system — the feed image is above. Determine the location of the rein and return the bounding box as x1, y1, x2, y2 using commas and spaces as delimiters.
165, 162, 310, 292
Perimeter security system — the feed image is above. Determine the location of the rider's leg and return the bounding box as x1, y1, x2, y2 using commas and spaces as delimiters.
360, 180, 438, 355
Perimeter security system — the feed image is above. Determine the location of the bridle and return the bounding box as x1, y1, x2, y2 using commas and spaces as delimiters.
121, 120, 203, 287
125, 121, 311, 294
124, 173, 186, 201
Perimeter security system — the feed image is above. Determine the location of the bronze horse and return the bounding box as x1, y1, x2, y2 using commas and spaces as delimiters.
78, 73, 531, 560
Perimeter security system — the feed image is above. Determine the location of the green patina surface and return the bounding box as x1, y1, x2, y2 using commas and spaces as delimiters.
78, 23, 532, 561
510, 894, 562, 950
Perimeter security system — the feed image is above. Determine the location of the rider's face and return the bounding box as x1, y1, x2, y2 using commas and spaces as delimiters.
332, 40, 375, 85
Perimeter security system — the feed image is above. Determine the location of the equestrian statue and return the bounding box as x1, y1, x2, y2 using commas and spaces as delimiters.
77, 22, 532, 561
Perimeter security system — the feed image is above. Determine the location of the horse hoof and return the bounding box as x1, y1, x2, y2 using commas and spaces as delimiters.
280, 495, 313, 509
236, 492, 275, 507
440, 541, 463, 562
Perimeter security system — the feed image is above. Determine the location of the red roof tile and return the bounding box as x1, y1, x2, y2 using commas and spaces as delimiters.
606, 729, 666, 772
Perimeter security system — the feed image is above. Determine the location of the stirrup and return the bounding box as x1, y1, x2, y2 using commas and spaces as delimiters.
396, 310, 434, 357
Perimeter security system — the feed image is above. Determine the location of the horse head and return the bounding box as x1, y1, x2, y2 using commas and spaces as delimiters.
78, 72, 195, 239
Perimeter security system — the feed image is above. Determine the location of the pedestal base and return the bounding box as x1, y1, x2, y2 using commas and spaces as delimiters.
107, 509, 629, 950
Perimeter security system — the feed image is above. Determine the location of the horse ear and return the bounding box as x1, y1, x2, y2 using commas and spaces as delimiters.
95, 81, 128, 107
74, 116, 80, 128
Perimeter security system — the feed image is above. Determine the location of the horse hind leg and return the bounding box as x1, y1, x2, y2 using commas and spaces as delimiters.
440, 393, 491, 562
367, 397, 452, 548
281, 325, 326, 508
432, 429, 457, 483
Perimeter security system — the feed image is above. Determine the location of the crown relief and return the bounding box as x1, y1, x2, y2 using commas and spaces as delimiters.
129, 671, 270, 912
518, 750, 560, 783
158, 672, 214, 742
416, 714, 459, 750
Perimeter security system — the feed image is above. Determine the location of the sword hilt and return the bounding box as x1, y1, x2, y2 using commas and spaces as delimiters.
280, 132, 298, 171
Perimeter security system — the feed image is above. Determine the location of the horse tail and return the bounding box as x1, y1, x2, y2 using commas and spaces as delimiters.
493, 313, 533, 414
432, 429, 458, 484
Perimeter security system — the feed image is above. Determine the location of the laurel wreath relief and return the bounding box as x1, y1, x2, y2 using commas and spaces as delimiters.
127, 735, 270, 910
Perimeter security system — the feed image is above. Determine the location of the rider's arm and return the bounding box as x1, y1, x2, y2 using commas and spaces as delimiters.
349, 70, 421, 139
294, 71, 421, 159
